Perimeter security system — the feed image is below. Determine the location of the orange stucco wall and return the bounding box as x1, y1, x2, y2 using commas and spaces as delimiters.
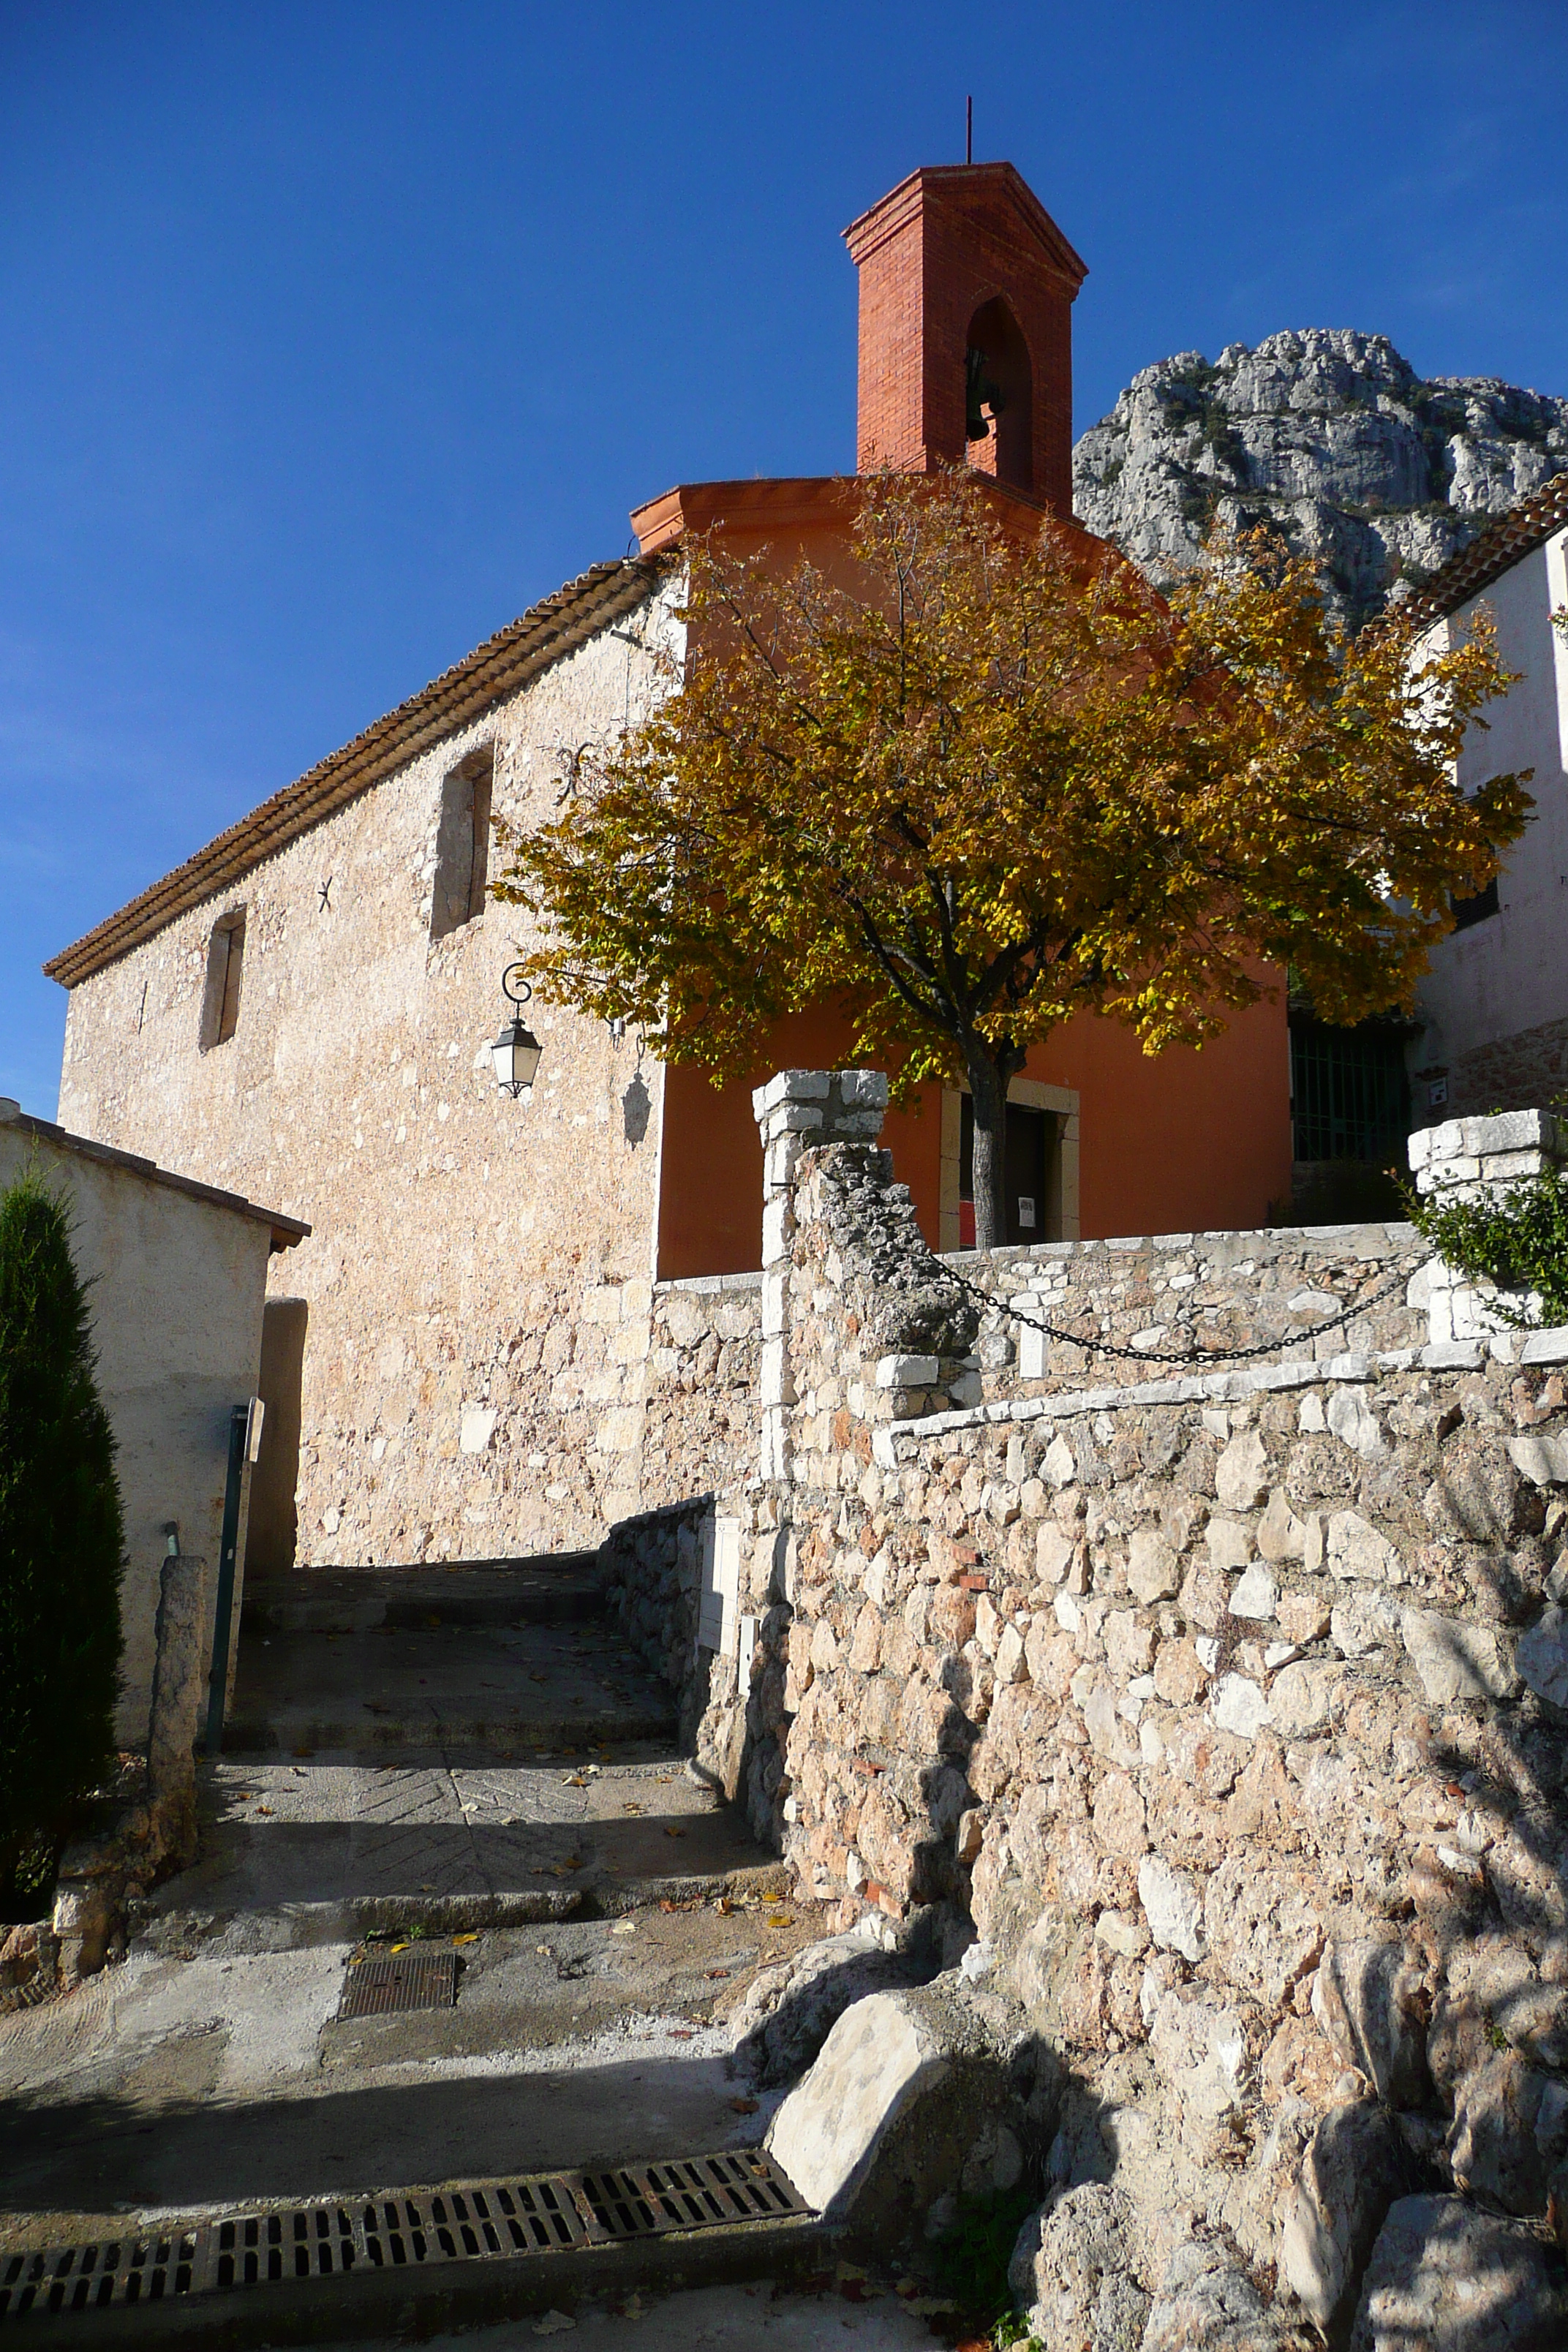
639, 474, 1292, 1279
655, 994, 1292, 1280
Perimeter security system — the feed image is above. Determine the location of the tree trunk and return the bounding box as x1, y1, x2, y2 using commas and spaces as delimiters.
966, 1040, 1022, 1253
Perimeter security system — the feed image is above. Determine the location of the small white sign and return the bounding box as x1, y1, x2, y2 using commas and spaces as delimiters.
1428, 1077, 1449, 1108
697, 1516, 741, 1654
1017, 1195, 1037, 1229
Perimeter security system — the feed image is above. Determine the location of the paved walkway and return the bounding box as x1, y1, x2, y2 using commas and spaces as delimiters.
0, 1555, 821, 2268
338, 2279, 948, 2347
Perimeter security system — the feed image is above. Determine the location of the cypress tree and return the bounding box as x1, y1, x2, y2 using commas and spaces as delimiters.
0, 1169, 124, 1915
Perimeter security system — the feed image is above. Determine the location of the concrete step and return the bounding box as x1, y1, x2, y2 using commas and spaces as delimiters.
225, 1621, 674, 1757
241, 1555, 603, 1636
145, 1756, 791, 1946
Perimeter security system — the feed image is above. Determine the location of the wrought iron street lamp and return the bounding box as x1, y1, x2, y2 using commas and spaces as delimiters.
491, 963, 543, 1099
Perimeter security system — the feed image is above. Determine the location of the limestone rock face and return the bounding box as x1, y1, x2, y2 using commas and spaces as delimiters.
1072, 330, 1568, 625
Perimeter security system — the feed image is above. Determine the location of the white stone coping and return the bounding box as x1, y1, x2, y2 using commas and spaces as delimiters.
656, 1270, 764, 1297
868, 1329, 1568, 1465
936, 1221, 1422, 1274
1409, 1109, 1564, 1169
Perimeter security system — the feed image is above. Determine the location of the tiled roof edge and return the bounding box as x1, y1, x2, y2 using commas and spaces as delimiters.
45, 555, 669, 989
1398, 467, 1568, 630
0, 1104, 309, 1251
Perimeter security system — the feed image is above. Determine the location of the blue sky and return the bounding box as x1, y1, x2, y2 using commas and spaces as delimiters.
3, 0, 1566, 1116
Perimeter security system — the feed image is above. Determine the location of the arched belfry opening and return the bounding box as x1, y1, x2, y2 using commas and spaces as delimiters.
842, 162, 1087, 516
965, 296, 1033, 492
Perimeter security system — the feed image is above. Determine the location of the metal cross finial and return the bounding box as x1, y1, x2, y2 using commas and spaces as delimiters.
966, 95, 972, 166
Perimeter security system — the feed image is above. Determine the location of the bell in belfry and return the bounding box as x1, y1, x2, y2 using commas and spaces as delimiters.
965, 344, 1006, 442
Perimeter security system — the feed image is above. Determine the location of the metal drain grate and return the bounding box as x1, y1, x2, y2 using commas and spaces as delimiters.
0, 2150, 813, 2322
338, 1945, 459, 2019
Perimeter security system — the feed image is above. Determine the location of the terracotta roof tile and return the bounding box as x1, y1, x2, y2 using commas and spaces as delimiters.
1398, 467, 1568, 631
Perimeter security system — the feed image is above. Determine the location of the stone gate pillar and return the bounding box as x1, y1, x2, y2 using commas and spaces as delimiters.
752, 1069, 890, 1486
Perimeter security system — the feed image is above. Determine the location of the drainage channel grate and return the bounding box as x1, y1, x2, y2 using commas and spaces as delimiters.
338, 1945, 459, 2019
0, 2150, 813, 2322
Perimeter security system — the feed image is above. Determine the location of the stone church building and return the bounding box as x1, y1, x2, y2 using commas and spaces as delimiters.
45, 161, 1292, 1569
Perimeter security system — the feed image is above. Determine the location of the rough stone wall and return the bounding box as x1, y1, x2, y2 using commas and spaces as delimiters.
756, 1097, 1568, 2334
927, 1218, 1428, 1411
597, 1270, 763, 1749
1449, 1011, 1568, 1122
58, 579, 683, 1564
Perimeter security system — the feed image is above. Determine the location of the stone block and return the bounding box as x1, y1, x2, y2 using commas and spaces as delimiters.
1139, 1853, 1206, 1962
764, 1980, 1010, 2232
1207, 1515, 1254, 1572
1520, 1326, 1568, 1366
1327, 1386, 1384, 1458
1349, 2194, 1567, 2351
1144, 2241, 1298, 2352
1402, 1609, 1520, 1705
1267, 1659, 1344, 1733
875, 1354, 938, 1390
1448, 2048, 1568, 2215
753, 1068, 831, 1117
459, 1405, 497, 1453
1216, 1428, 1271, 1510
1009, 2184, 1149, 2352
1259, 1486, 1307, 1561
1517, 1605, 1568, 1710
835, 1069, 890, 1110
1327, 1510, 1403, 1583
1229, 1564, 1279, 1620
1509, 1433, 1568, 1487
1282, 2100, 1416, 2339
1212, 1672, 1267, 1738
1313, 1939, 1431, 2110
1128, 1527, 1181, 1604
1332, 1588, 1403, 1659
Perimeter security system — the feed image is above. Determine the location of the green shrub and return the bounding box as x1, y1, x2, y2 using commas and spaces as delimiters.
928, 2183, 1041, 2342
1406, 1167, 1568, 1327
0, 1169, 124, 1916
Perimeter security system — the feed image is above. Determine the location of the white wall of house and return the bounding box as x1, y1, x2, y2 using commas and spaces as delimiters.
1411, 526, 1568, 1117
0, 1108, 282, 1746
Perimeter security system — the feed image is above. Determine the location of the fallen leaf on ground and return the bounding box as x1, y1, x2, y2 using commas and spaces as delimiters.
766, 1913, 793, 1928
705, 1968, 730, 1980
668, 2029, 695, 2040
728, 2097, 758, 2114
531, 2315, 576, 2337
452, 1933, 478, 1946
611, 1920, 636, 1936
663, 1827, 685, 1839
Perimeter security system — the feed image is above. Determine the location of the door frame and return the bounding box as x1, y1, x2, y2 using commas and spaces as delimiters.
938, 1079, 1081, 1251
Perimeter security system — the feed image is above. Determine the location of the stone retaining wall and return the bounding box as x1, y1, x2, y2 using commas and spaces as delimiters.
741, 1083, 1568, 2338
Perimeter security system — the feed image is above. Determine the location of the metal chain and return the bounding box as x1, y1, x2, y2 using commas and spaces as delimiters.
925, 1246, 1414, 1371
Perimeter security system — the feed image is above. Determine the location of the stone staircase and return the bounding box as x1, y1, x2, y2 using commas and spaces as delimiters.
143, 1552, 789, 1947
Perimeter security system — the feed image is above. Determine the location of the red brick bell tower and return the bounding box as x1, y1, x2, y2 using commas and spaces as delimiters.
843, 162, 1088, 517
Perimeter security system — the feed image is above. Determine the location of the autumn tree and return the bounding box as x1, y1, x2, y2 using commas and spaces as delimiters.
496, 470, 1529, 1247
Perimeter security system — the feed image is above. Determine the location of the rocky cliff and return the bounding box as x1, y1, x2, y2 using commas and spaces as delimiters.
1072, 329, 1568, 623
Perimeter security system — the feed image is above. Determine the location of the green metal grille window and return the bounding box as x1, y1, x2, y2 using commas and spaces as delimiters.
1291, 1022, 1409, 1164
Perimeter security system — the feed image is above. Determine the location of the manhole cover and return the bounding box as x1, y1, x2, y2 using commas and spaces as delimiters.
339, 1948, 459, 2020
